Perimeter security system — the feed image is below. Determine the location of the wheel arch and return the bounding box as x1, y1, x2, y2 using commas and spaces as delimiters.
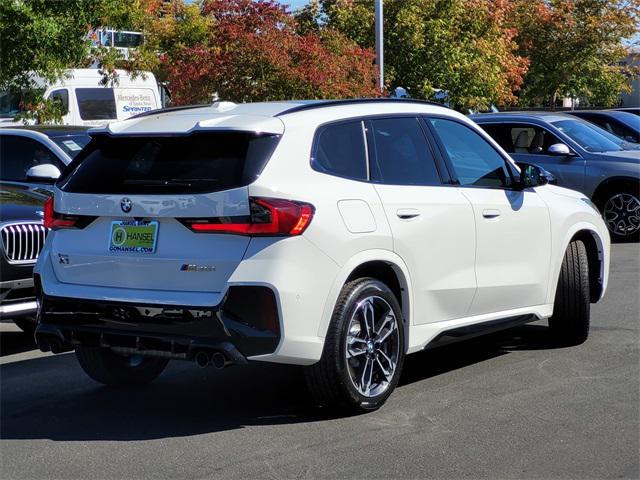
549, 224, 608, 305
318, 250, 413, 352
571, 230, 605, 303
591, 176, 639, 207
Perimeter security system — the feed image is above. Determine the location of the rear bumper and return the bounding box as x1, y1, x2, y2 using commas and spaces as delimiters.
36, 287, 281, 362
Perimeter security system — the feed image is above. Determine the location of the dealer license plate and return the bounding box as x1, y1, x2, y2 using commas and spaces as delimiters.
109, 220, 158, 254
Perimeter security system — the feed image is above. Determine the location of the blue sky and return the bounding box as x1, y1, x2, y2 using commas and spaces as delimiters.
277, 0, 309, 10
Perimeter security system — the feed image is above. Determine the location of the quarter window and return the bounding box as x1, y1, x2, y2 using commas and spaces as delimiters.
312, 121, 368, 181
429, 118, 514, 188
370, 117, 441, 186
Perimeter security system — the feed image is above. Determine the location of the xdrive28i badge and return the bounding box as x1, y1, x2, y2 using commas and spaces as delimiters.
120, 197, 132, 213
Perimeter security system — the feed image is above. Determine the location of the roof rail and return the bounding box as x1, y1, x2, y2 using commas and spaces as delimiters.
128, 104, 210, 120
275, 98, 447, 116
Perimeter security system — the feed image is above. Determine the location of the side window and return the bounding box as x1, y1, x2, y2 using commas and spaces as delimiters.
510, 124, 562, 154
482, 123, 562, 155
478, 124, 516, 153
605, 120, 635, 140
0, 136, 61, 181
312, 121, 367, 180
76, 88, 117, 120
49, 89, 69, 115
429, 118, 514, 188
370, 117, 441, 186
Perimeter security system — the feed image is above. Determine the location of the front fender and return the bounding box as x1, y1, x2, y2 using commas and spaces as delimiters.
546, 220, 610, 305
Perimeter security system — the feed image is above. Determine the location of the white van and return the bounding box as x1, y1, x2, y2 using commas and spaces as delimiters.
0, 69, 161, 127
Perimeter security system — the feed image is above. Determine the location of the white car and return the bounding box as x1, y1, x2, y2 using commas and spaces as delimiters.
34, 99, 610, 411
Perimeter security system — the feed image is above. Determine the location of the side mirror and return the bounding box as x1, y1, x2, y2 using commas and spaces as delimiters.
26, 164, 61, 183
547, 143, 572, 156
516, 162, 557, 188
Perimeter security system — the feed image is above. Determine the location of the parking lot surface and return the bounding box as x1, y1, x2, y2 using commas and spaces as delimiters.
1, 244, 638, 479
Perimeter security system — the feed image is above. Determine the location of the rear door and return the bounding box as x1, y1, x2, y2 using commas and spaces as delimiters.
427, 117, 551, 316
51, 131, 280, 294
368, 116, 477, 324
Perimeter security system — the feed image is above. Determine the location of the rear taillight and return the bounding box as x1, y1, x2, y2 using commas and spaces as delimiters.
181, 197, 315, 236
44, 197, 94, 230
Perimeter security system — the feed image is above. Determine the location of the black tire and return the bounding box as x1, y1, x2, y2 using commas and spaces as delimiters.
75, 346, 169, 387
548, 240, 590, 346
595, 182, 640, 242
13, 316, 36, 334
305, 278, 405, 413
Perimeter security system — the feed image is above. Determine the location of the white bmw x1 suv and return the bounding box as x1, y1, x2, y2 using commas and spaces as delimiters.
35, 99, 610, 411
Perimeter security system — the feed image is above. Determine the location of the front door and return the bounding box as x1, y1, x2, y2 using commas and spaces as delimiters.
427, 117, 551, 316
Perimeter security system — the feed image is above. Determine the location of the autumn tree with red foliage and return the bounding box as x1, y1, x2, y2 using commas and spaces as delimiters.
142, 0, 379, 105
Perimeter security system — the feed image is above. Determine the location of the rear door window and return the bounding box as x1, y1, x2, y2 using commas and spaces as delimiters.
369, 117, 441, 186
59, 132, 281, 194
76, 88, 117, 120
311, 121, 368, 181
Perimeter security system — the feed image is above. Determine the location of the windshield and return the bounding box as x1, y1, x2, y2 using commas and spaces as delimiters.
51, 135, 91, 159
552, 119, 623, 152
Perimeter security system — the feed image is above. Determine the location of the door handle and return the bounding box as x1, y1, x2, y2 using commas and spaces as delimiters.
396, 208, 421, 220
482, 209, 501, 219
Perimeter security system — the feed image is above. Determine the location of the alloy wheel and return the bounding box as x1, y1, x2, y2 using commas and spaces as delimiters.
603, 193, 640, 237
345, 296, 400, 398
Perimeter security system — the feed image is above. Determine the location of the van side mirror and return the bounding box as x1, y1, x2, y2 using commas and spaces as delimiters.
515, 162, 557, 188
26, 164, 61, 183
547, 143, 572, 156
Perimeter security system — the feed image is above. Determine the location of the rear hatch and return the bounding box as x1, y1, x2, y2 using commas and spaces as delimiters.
49, 131, 281, 294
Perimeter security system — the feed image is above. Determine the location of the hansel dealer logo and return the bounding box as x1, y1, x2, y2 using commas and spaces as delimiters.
120, 197, 132, 213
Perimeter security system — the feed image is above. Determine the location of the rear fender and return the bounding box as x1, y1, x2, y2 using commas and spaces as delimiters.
317, 249, 413, 351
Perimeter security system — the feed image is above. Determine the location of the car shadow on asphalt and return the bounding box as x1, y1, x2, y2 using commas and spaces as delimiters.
0, 323, 563, 442
0, 330, 37, 357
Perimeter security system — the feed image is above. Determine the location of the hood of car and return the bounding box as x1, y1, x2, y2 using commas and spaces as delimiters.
0, 183, 52, 222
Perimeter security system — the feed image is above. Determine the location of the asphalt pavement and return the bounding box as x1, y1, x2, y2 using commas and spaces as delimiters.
1, 244, 638, 479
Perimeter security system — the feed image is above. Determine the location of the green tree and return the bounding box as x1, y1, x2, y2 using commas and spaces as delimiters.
513, 0, 640, 108
0, 0, 149, 92
298, 0, 529, 111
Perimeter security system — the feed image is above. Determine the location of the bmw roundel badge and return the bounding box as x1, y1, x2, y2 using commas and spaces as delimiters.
120, 197, 132, 213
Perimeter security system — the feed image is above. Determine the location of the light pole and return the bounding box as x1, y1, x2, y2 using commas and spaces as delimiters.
375, 0, 383, 93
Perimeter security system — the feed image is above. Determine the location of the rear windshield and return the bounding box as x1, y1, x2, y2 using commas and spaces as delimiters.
58, 132, 281, 194
51, 134, 91, 158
